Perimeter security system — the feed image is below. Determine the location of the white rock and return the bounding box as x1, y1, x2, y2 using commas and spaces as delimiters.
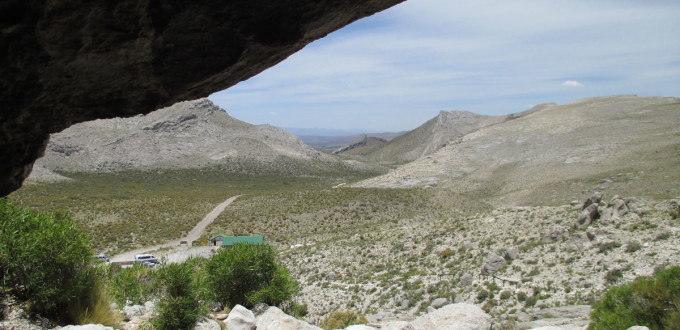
344, 325, 376, 330
224, 304, 256, 330
410, 303, 492, 330
58, 325, 114, 330
626, 327, 650, 330
123, 304, 146, 320
255, 306, 322, 330
431, 298, 448, 308
376, 321, 415, 330
195, 318, 221, 330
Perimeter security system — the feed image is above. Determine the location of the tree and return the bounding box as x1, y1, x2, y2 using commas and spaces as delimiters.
206, 243, 297, 308
589, 266, 680, 329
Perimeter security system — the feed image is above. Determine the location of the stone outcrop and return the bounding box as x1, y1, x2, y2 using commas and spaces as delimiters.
575, 204, 599, 229
600, 195, 629, 223
255, 306, 321, 330
409, 303, 493, 330
0, 0, 405, 196
480, 253, 506, 275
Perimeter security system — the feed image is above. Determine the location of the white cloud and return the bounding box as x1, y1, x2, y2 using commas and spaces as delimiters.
562, 80, 585, 87
210, 0, 680, 131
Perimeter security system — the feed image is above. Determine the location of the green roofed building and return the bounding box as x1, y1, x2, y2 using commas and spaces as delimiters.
209, 234, 264, 248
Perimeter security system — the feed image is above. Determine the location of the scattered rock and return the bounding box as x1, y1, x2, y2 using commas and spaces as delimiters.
224, 304, 256, 330
481, 253, 506, 274
543, 226, 570, 243
627, 327, 651, 330
575, 204, 599, 229
566, 232, 593, 251
327, 271, 337, 280
345, 325, 377, 330
409, 303, 492, 330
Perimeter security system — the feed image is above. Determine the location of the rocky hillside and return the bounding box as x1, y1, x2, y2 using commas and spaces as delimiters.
281, 193, 679, 328
332, 134, 387, 155
355, 95, 680, 206
30, 99, 377, 178
359, 105, 548, 164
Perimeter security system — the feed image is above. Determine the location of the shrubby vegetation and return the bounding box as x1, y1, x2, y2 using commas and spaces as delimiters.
589, 266, 680, 329
206, 242, 298, 308
1, 198, 298, 327
318, 310, 368, 330
152, 261, 207, 330
0, 198, 118, 325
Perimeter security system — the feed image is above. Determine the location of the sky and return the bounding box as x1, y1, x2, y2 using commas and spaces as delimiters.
209, 0, 680, 132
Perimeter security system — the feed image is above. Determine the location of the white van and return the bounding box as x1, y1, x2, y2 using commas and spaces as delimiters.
135, 254, 159, 267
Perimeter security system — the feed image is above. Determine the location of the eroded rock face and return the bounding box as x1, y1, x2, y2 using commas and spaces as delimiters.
0, 0, 404, 196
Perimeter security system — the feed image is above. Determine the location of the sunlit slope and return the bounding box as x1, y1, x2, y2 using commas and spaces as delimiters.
355, 95, 680, 205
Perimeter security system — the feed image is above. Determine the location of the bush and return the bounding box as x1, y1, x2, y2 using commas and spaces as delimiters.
109, 264, 158, 306
206, 243, 297, 308
517, 291, 528, 302
440, 248, 454, 258
604, 269, 623, 284
0, 199, 98, 323
625, 241, 642, 253
319, 311, 368, 330
589, 266, 680, 329
152, 261, 206, 330
525, 295, 538, 307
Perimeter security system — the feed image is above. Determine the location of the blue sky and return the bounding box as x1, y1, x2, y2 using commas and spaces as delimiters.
210, 0, 680, 132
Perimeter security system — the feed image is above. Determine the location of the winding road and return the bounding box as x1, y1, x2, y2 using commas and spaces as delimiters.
110, 195, 241, 263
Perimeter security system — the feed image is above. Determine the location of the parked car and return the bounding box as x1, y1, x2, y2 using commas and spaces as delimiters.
93, 253, 110, 262
135, 253, 160, 267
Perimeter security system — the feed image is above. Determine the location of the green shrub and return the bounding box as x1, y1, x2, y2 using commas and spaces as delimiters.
604, 269, 624, 284
109, 264, 158, 306
206, 243, 297, 308
525, 295, 538, 307
152, 261, 206, 330
589, 266, 680, 329
477, 289, 489, 302
319, 311, 368, 330
517, 291, 528, 302
0, 199, 98, 323
625, 241, 642, 253
597, 241, 622, 254
500, 291, 512, 300
440, 248, 454, 258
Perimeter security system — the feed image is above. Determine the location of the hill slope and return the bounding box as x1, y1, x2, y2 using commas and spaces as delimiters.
361, 106, 550, 164
30, 99, 374, 177
355, 95, 680, 205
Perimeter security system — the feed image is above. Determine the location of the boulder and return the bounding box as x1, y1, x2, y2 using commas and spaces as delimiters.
409, 303, 492, 330
58, 326, 114, 330
255, 306, 322, 330
431, 298, 448, 308
502, 247, 520, 260
575, 204, 599, 229
600, 195, 629, 223
459, 273, 474, 286
565, 232, 593, 251
224, 304, 256, 330
581, 192, 604, 210
327, 271, 337, 280
627, 327, 650, 330
481, 253, 506, 274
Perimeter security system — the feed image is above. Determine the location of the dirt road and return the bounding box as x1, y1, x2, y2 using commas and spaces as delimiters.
110, 195, 241, 263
